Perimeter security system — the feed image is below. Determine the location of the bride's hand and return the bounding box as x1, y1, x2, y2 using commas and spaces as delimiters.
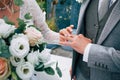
59, 25, 74, 36
59, 25, 74, 42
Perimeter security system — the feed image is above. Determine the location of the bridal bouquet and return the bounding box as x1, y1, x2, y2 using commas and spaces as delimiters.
0, 13, 62, 80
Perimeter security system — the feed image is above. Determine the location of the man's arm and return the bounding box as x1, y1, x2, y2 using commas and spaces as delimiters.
88, 44, 120, 73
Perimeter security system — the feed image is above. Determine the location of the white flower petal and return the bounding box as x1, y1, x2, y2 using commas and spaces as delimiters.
44, 59, 57, 68
0, 19, 5, 24
16, 62, 34, 79
27, 51, 39, 65
2, 25, 16, 38
9, 34, 29, 58
0, 20, 16, 38
10, 56, 25, 67
38, 49, 51, 62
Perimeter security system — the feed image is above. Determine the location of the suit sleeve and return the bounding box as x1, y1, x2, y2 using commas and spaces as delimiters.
88, 44, 120, 73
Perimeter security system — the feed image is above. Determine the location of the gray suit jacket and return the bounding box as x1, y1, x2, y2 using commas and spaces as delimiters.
72, 0, 120, 80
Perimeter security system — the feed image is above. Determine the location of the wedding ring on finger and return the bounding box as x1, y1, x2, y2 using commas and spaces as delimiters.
65, 34, 72, 37
64, 34, 68, 37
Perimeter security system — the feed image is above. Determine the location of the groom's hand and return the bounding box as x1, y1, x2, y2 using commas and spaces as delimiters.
60, 34, 92, 54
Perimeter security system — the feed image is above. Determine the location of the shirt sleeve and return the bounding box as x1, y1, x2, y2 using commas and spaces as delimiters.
83, 43, 93, 62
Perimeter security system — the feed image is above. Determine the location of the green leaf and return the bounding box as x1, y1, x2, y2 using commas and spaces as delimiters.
30, 43, 46, 52
3, 16, 15, 25
27, 25, 35, 28
38, 43, 46, 52
24, 13, 32, 20
56, 62, 62, 77
15, 18, 26, 33
14, 0, 24, 6
56, 66, 62, 77
0, 38, 11, 58
44, 67, 55, 75
35, 62, 44, 71
11, 72, 18, 80
17, 18, 25, 26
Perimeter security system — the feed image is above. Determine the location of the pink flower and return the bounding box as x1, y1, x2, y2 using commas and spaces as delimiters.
0, 57, 11, 79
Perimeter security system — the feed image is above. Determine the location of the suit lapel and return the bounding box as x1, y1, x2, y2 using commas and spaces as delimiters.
97, 0, 120, 44
77, 0, 90, 34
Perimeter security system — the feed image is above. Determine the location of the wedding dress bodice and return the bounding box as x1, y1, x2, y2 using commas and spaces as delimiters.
20, 0, 59, 44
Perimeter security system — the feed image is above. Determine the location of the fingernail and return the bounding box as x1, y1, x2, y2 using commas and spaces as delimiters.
70, 29, 73, 32
70, 25, 74, 27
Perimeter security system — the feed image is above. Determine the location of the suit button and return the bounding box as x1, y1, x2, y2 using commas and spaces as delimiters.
98, 63, 101, 67
95, 62, 97, 66
94, 24, 99, 28
102, 64, 104, 68
105, 65, 108, 70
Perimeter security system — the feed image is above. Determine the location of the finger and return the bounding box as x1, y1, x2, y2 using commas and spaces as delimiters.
78, 34, 91, 40
66, 25, 74, 33
73, 76, 76, 80
69, 68, 72, 76
68, 34, 76, 38
87, 38, 92, 42
72, 76, 76, 80
59, 29, 70, 36
59, 35, 66, 42
65, 36, 76, 42
59, 25, 74, 36
66, 36, 75, 42
78, 34, 84, 38
70, 25, 74, 28
59, 41, 72, 46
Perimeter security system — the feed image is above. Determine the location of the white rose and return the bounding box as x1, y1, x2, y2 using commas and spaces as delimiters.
24, 27, 43, 46
9, 34, 30, 58
16, 62, 34, 80
38, 49, 51, 62
0, 19, 16, 38
10, 56, 25, 67
27, 51, 39, 65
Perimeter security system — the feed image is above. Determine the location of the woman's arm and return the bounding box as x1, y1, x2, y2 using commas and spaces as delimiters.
28, 0, 59, 44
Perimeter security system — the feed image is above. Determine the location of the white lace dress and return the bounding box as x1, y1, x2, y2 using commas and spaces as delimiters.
20, 0, 59, 44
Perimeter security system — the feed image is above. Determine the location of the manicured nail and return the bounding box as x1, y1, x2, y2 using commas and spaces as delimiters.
70, 25, 74, 27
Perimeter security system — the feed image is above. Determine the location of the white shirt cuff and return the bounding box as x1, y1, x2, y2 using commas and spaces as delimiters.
83, 43, 92, 62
